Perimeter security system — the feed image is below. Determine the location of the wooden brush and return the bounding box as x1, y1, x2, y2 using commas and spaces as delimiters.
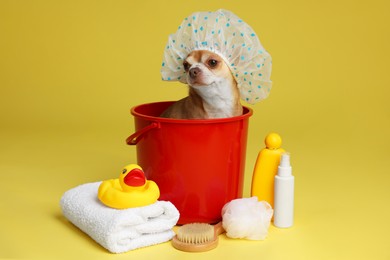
171, 221, 224, 252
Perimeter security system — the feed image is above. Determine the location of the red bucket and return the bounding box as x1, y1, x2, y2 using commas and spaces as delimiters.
126, 101, 252, 224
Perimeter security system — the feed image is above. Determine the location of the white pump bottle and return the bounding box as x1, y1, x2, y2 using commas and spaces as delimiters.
273, 152, 294, 228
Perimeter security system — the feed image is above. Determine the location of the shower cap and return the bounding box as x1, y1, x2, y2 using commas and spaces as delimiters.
161, 9, 272, 104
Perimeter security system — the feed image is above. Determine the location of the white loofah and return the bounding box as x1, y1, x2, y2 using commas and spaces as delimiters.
221, 197, 273, 240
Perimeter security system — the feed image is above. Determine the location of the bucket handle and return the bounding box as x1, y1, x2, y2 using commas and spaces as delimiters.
126, 122, 160, 145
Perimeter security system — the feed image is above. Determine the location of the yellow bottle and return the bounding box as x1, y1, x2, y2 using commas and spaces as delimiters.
251, 133, 285, 208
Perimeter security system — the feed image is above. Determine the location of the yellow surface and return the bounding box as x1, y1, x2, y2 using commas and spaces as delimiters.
1, 0, 390, 259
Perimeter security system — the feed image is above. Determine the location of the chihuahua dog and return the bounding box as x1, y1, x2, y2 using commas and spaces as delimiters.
161, 50, 243, 119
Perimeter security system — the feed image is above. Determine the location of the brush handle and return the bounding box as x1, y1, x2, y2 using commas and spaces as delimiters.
214, 221, 225, 236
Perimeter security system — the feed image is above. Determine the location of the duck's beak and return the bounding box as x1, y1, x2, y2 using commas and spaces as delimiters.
123, 168, 146, 187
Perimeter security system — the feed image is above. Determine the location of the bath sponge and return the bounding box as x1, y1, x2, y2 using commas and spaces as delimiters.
221, 197, 273, 240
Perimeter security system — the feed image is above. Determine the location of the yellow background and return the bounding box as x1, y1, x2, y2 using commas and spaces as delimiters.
1, 0, 389, 259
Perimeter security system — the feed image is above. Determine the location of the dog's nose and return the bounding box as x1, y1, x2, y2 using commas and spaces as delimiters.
189, 67, 201, 79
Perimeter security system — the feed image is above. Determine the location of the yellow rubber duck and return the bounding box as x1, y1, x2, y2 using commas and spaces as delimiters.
98, 164, 160, 209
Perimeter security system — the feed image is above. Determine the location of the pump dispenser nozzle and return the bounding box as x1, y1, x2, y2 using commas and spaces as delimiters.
277, 153, 292, 177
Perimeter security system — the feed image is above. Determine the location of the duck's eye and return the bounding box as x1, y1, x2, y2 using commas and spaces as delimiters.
122, 169, 127, 174
208, 59, 218, 68
183, 61, 190, 71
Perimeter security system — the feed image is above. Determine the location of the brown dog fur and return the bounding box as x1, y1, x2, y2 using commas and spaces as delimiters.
161, 50, 242, 119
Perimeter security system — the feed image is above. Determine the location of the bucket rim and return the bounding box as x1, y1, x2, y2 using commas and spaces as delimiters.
130, 101, 253, 124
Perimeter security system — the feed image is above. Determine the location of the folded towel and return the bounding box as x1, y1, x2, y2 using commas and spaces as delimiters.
60, 182, 180, 253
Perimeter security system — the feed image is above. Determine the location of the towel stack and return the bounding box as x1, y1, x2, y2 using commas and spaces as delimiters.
60, 182, 179, 253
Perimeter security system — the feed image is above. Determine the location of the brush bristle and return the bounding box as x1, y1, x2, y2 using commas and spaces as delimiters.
177, 223, 215, 244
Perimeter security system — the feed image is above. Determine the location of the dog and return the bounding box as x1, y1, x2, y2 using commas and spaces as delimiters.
160, 50, 243, 119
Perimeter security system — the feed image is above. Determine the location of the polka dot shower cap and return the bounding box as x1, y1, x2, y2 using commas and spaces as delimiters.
161, 9, 272, 104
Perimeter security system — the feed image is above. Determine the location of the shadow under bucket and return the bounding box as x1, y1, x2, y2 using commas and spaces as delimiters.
126, 101, 252, 224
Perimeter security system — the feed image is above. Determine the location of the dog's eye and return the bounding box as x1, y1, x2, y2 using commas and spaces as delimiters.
208, 59, 218, 68
183, 61, 190, 71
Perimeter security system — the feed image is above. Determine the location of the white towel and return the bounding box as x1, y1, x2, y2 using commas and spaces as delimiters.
60, 182, 180, 253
